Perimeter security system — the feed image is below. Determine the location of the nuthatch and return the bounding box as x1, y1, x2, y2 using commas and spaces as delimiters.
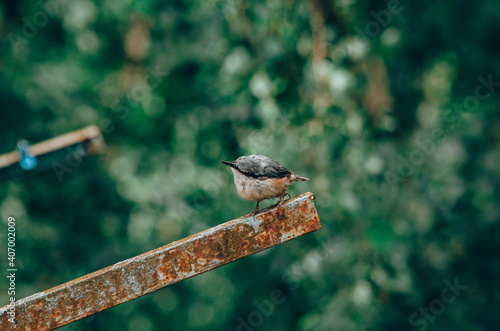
221, 155, 309, 215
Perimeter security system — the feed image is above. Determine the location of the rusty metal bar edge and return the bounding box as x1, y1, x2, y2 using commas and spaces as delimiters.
0, 192, 321, 330
0, 125, 106, 169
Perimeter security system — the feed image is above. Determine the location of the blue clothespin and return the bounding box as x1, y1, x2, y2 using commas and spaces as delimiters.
17, 140, 37, 170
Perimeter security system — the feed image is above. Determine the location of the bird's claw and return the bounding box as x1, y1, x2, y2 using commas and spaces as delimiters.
248, 201, 260, 216
280, 193, 291, 205
276, 193, 290, 212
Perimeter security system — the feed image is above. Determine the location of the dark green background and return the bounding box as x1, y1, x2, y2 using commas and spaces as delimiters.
1, 0, 500, 330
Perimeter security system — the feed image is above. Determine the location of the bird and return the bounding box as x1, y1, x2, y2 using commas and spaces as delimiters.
221, 155, 309, 215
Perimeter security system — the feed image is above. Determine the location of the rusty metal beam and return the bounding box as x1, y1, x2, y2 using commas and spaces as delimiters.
0, 192, 320, 330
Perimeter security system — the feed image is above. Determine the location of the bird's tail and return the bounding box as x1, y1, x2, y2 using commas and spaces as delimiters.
291, 174, 309, 182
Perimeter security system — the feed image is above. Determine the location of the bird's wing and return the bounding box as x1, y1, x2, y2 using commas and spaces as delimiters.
236, 155, 291, 178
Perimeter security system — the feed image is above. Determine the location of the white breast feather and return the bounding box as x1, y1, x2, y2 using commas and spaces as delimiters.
231, 168, 289, 201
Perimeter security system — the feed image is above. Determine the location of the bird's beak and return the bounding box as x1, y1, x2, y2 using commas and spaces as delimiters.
221, 161, 236, 168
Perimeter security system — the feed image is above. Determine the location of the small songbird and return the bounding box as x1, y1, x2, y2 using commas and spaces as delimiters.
221, 155, 309, 215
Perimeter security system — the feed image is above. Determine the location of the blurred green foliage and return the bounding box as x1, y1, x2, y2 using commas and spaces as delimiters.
1, 0, 500, 330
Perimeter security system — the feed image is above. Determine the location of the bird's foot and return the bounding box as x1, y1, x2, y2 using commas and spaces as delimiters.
269, 193, 290, 210
276, 193, 289, 212
248, 202, 260, 216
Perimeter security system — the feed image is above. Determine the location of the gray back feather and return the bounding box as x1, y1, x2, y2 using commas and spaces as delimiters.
234, 155, 291, 178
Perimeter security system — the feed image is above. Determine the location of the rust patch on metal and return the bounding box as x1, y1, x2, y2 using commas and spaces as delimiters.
158, 259, 178, 283
299, 200, 309, 213
0, 192, 320, 331
179, 257, 192, 274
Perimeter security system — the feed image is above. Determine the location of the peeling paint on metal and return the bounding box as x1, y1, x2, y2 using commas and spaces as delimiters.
0, 192, 321, 331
